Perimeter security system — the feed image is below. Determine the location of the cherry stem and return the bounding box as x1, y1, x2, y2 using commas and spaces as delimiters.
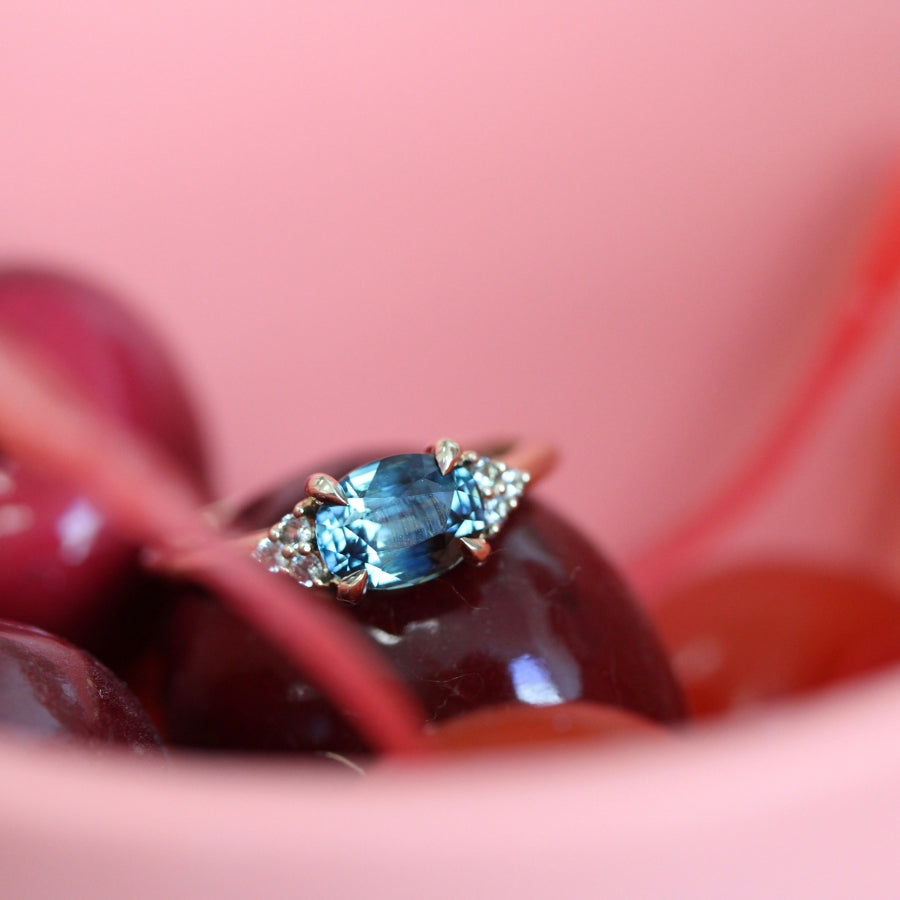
630, 164, 900, 596
0, 333, 427, 755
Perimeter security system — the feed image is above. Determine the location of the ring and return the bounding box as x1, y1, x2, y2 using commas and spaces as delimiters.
247, 439, 556, 602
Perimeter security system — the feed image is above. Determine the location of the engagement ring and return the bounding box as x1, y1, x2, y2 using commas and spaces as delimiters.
247, 439, 555, 602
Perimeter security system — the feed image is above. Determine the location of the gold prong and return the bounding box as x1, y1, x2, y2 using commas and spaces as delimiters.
293, 497, 316, 517
305, 473, 348, 506
336, 570, 368, 603
428, 438, 462, 475
460, 536, 491, 562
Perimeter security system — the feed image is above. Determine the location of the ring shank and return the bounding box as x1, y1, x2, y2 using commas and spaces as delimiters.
493, 440, 556, 484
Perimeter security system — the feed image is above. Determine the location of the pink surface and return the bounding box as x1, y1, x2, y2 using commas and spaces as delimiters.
2, 2, 900, 897
3, 672, 900, 899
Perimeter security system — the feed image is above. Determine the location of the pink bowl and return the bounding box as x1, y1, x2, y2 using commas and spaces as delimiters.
2, 2, 900, 896
3, 675, 899, 898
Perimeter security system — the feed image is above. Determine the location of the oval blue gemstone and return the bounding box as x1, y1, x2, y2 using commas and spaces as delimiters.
315, 453, 486, 590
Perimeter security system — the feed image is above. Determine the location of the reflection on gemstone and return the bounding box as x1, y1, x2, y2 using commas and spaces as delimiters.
316, 453, 486, 589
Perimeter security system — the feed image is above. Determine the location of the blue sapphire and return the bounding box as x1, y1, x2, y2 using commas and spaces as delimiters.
315, 453, 486, 589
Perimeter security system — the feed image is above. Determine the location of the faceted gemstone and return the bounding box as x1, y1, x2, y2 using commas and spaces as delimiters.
315, 453, 486, 589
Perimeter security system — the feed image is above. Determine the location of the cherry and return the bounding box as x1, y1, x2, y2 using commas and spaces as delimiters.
651, 562, 900, 718
0, 333, 426, 755
423, 701, 668, 754
0, 618, 163, 753
0, 269, 209, 646
159, 458, 686, 755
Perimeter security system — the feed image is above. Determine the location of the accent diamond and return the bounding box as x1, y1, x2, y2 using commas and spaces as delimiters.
253, 513, 325, 587
470, 457, 530, 534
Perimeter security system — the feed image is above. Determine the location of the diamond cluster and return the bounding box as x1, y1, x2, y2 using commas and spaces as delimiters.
253, 452, 530, 591
253, 512, 327, 587
470, 456, 530, 535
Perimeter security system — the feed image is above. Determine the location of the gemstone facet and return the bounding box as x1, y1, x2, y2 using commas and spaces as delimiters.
315, 453, 486, 589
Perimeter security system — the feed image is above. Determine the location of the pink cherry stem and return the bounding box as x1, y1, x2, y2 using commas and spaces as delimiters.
630, 164, 900, 595
0, 333, 426, 754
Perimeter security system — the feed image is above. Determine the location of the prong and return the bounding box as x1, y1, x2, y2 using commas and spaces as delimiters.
305, 473, 348, 506
292, 497, 316, 517
428, 438, 462, 475
460, 536, 491, 562
336, 569, 368, 603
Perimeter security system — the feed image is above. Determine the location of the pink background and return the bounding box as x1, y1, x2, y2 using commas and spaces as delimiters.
2, 2, 900, 896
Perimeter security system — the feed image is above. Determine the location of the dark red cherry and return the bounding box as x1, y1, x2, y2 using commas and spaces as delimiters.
0, 269, 206, 476
0, 269, 209, 644
0, 618, 163, 753
652, 562, 900, 718
423, 701, 669, 754
159, 456, 685, 754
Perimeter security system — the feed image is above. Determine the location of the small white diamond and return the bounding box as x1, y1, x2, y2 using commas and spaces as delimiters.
287, 551, 328, 587
254, 538, 286, 573
500, 468, 527, 501
276, 513, 314, 544
469, 456, 529, 531
254, 514, 326, 586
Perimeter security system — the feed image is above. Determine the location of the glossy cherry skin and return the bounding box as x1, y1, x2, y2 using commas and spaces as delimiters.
160, 457, 686, 754
423, 701, 668, 754
652, 562, 900, 718
0, 619, 163, 753
0, 268, 208, 644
